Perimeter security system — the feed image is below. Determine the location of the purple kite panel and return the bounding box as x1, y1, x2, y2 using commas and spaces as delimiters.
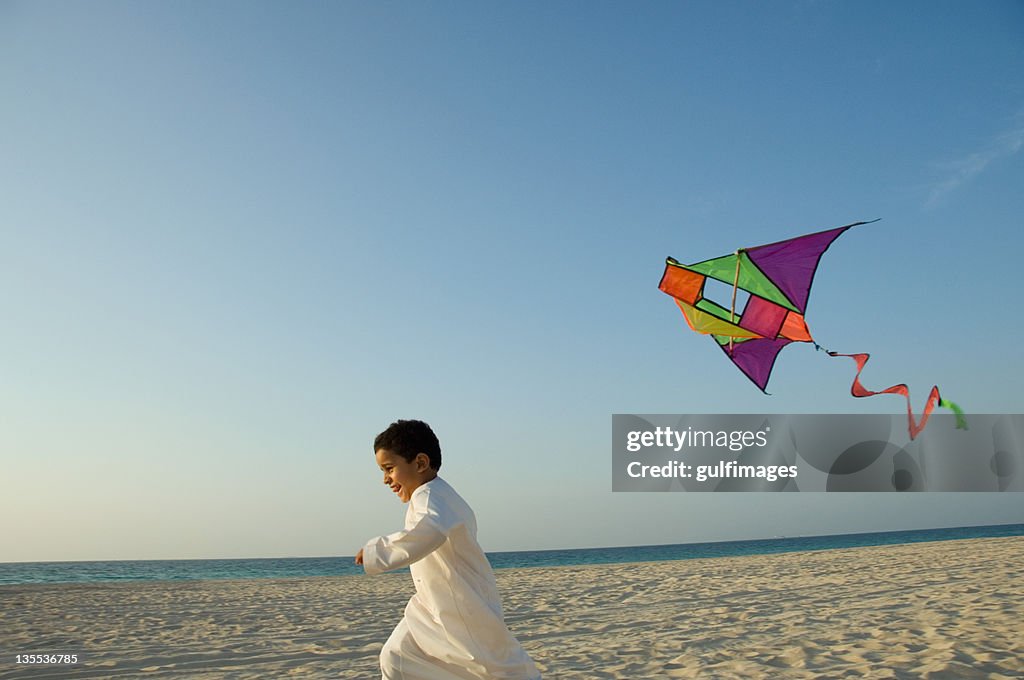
745, 226, 851, 312
717, 336, 793, 392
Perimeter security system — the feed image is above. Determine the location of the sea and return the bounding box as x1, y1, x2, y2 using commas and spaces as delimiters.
2, 523, 1022, 586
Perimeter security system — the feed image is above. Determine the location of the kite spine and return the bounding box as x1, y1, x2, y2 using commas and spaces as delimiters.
728, 249, 743, 352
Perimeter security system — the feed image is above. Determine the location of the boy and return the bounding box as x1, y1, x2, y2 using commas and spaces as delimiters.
355, 419, 541, 680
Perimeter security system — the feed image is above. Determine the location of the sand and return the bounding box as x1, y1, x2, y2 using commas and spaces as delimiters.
2, 536, 1022, 679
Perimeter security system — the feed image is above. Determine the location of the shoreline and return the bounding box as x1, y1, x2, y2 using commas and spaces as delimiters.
4, 522, 1023, 587
2, 536, 1023, 678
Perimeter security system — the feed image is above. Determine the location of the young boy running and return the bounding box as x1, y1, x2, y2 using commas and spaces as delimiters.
356, 419, 541, 680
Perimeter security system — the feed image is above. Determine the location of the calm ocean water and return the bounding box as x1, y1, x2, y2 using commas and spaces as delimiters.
2, 523, 1022, 586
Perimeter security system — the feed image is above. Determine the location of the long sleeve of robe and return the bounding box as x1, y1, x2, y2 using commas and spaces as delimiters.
362, 477, 541, 680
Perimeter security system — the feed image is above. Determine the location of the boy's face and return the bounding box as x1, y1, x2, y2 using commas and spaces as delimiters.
375, 448, 433, 503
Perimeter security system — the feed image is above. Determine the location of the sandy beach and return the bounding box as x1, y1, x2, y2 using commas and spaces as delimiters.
2, 536, 1022, 679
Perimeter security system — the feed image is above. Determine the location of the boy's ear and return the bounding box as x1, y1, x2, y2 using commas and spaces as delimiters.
415, 452, 431, 471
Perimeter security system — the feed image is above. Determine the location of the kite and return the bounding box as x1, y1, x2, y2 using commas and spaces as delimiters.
658, 220, 966, 439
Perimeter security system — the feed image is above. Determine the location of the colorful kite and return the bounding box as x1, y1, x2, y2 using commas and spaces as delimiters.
658, 220, 966, 439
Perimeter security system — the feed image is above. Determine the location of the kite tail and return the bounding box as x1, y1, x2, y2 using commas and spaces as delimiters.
826, 351, 967, 439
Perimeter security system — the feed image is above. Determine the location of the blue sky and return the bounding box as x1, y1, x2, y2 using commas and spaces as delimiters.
2, 1, 1023, 562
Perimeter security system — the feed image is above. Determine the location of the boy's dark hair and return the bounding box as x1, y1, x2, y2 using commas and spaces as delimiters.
374, 419, 442, 470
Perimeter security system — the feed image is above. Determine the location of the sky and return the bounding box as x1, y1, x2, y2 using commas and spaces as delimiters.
2, 1, 1023, 563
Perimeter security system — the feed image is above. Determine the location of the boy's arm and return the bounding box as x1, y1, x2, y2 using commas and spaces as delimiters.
361, 514, 448, 575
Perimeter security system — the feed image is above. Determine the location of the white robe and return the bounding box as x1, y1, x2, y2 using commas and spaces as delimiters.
362, 477, 541, 680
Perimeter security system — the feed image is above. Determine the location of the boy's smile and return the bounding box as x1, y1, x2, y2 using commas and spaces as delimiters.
376, 448, 437, 503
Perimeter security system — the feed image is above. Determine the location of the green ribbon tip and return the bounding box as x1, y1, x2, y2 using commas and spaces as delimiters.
939, 398, 968, 431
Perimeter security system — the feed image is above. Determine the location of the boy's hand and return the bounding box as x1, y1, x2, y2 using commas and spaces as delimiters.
355, 548, 364, 566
